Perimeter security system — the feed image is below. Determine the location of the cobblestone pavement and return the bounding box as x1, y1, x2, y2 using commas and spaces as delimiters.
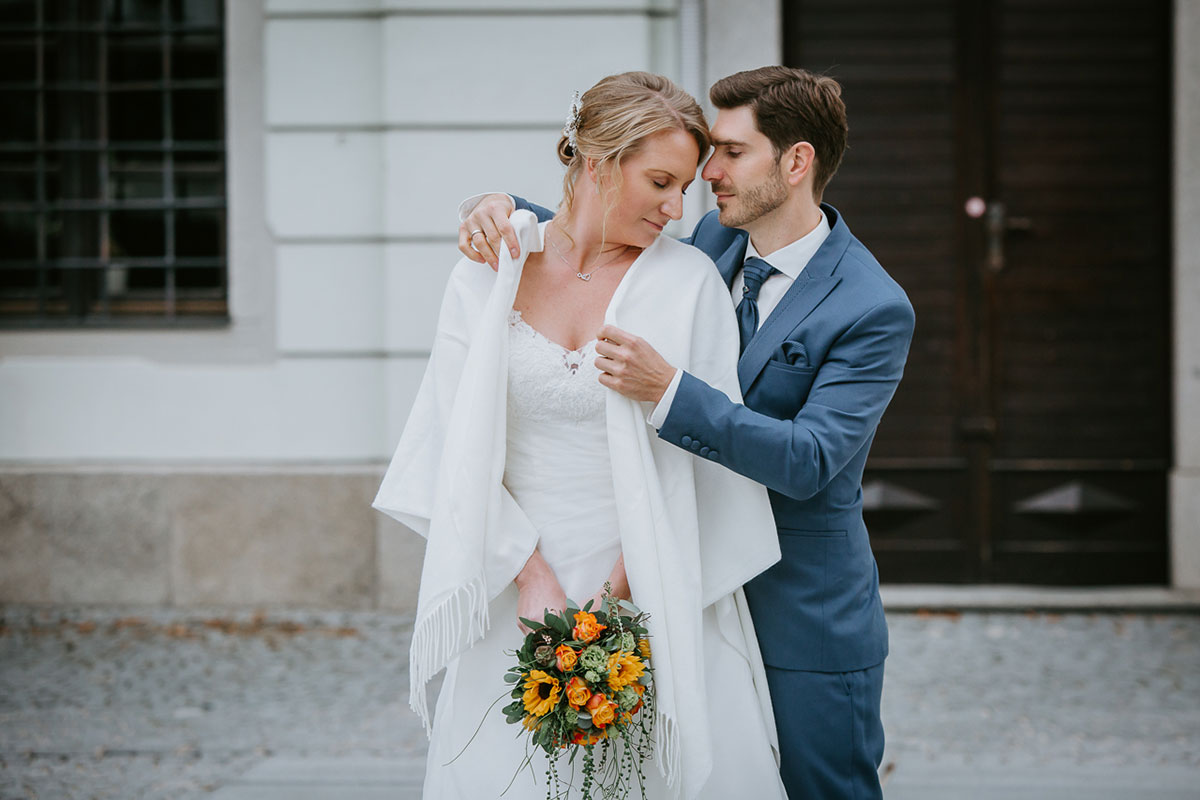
1, 604, 1197, 799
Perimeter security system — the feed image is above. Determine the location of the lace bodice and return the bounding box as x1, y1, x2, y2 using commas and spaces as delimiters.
506, 309, 605, 423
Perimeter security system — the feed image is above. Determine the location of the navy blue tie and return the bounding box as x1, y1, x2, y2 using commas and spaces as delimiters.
737, 257, 778, 353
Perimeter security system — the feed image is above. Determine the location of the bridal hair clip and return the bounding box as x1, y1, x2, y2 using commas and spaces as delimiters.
562, 90, 581, 154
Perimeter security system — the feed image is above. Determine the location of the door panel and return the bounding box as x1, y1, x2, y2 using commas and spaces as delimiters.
784, 0, 1170, 583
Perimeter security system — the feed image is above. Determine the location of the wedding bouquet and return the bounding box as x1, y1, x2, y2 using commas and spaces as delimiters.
502, 593, 655, 799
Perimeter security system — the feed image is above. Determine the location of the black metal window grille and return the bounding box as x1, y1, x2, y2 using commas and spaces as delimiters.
0, 0, 227, 328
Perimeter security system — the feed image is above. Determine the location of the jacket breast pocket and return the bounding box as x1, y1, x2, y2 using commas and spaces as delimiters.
749, 359, 819, 419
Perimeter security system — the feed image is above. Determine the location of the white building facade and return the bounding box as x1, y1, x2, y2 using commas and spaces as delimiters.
2, 0, 1197, 607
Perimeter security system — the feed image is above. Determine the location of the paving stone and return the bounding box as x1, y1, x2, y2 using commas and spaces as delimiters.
0, 604, 1196, 798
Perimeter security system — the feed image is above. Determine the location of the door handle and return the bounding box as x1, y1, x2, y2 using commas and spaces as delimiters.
984, 201, 1033, 273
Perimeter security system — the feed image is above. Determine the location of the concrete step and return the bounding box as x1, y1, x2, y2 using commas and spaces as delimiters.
206, 756, 1200, 800
207, 756, 424, 800
881, 585, 1200, 612
884, 762, 1200, 800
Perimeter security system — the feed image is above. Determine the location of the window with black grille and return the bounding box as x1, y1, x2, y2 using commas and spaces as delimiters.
0, 0, 226, 328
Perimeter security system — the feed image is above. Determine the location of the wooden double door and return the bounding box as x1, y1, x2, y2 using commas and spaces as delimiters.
784, 0, 1172, 583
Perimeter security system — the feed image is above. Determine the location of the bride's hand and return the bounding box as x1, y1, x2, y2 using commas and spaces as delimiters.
584, 554, 630, 614
517, 577, 568, 635
514, 549, 567, 634
458, 193, 517, 270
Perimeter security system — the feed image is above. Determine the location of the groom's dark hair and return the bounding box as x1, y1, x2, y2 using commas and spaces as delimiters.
710, 66, 848, 199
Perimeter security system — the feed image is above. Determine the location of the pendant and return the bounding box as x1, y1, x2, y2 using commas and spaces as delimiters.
576, 271, 592, 282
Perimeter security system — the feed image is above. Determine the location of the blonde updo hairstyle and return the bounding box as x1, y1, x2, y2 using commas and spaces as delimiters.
556, 72, 710, 227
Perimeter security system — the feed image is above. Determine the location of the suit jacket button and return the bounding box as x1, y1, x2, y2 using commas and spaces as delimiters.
691, 441, 702, 451
699, 446, 710, 456
680, 435, 693, 446
707, 450, 719, 460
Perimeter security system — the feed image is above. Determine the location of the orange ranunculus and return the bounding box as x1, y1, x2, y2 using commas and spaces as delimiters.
572, 611, 607, 643
586, 691, 618, 728
522, 670, 561, 717
565, 676, 592, 709
555, 644, 579, 672
606, 651, 646, 692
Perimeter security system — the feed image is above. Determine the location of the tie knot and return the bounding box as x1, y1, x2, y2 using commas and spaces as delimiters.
741, 257, 776, 300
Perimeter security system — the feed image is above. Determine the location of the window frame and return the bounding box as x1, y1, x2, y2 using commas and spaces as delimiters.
0, 0, 274, 362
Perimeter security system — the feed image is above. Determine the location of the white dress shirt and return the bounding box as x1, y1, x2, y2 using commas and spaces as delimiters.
647, 211, 831, 428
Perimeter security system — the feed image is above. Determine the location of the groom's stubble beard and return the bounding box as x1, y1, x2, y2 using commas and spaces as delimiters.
714, 161, 789, 229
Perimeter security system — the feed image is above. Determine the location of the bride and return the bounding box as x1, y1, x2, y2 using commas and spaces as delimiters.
374, 72, 787, 799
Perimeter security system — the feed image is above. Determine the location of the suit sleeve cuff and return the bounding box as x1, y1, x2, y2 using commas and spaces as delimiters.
647, 368, 684, 429
457, 192, 514, 223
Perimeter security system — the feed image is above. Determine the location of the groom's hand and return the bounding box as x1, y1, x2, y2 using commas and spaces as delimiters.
595, 325, 675, 403
458, 193, 518, 270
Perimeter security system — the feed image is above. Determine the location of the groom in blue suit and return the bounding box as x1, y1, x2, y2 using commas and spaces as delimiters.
462, 66, 914, 800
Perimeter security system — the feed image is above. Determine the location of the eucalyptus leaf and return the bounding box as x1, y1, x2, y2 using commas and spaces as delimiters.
547, 612, 570, 636
617, 598, 642, 615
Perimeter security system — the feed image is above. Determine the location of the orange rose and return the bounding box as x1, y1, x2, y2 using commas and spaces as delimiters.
565, 676, 592, 709
572, 611, 607, 643
586, 692, 618, 728
555, 644, 579, 672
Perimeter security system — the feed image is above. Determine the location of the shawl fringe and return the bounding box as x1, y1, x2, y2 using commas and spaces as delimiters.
408, 576, 490, 735
655, 710, 681, 793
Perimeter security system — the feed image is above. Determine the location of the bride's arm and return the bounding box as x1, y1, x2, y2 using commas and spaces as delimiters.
515, 548, 568, 633
583, 554, 630, 612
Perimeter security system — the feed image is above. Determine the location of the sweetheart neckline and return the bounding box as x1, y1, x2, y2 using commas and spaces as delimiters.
508, 309, 598, 354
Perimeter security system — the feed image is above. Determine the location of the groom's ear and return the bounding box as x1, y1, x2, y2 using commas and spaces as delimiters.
782, 141, 817, 188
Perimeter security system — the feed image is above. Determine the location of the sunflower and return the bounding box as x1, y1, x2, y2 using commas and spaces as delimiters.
606, 651, 646, 692
522, 670, 561, 717
637, 638, 652, 660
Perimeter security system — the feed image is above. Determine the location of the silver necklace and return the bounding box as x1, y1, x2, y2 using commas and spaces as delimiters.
546, 227, 631, 282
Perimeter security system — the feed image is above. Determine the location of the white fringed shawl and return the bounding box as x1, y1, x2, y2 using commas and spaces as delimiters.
373, 211, 780, 799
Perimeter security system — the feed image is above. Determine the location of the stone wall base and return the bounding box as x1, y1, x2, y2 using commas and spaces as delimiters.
0, 467, 422, 612
3, 466, 1196, 608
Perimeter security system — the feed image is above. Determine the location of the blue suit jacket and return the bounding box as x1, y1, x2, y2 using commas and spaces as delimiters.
514, 197, 915, 672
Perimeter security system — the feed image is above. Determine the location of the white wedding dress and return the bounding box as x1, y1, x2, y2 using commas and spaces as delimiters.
420, 310, 786, 799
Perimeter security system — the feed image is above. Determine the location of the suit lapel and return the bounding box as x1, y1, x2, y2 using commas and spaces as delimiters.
714, 233, 748, 289
736, 204, 852, 391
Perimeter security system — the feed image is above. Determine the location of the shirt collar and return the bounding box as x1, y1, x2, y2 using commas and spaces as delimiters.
744, 210, 831, 280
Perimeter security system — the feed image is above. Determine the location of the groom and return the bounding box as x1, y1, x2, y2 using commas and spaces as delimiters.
460, 66, 914, 800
